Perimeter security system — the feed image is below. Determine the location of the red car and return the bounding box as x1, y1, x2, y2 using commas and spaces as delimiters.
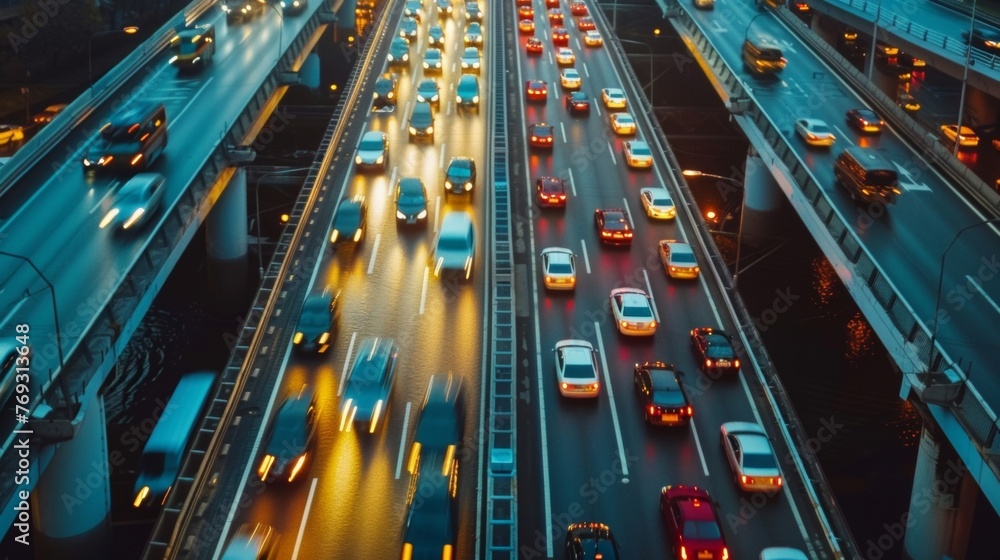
536, 176, 567, 208
519, 18, 535, 34
690, 327, 740, 375
528, 123, 555, 148
551, 26, 570, 46
545, 0, 560, 7
516, 0, 532, 5
594, 208, 632, 246
525, 80, 548, 102
570, 0, 587, 15
577, 16, 595, 31
565, 92, 590, 115
660, 486, 730, 560
526, 36, 544, 55
548, 8, 565, 25
518, 5, 534, 18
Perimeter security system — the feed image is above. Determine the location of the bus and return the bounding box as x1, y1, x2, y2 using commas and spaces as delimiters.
170, 24, 215, 71
83, 102, 168, 174
133, 371, 216, 507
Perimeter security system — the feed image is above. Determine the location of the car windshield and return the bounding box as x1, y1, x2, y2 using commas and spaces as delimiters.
623, 304, 650, 317
439, 236, 469, 251
682, 520, 722, 540
359, 137, 383, 151
672, 251, 696, 264
266, 402, 308, 455
744, 450, 777, 470
398, 187, 425, 205
563, 362, 594, 379
617, 115, 633, 123
868, 170, 897, 187
335, 205, 360, 227
548, 262, 573, 274
653, 387, 686, 408
811, 123, 831, 134
632, 145, 651, 156
604, 214, 627, 229
448, 162, 472, 179
652, 195, 672, 206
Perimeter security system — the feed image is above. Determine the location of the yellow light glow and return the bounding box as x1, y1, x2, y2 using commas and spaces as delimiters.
133, 486, 150, 507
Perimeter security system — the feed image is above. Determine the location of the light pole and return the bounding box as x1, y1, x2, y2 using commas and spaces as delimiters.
255, 167, 309, 278
268, 4, 283, 67
618, 39, 654, 105
88, 26, 139, 87
745, 13, 768, 44
954, 0, 978, 156
928, 218, 1000, 369
683, 170, 746, 287
866, 0, 883, 78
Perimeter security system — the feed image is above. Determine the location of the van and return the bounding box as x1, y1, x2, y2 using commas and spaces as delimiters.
433, 211, 475, 280
170, 24, 215, 70
834, 147, 900, 205
409, 101, 434, 142
743, 34, 787, 76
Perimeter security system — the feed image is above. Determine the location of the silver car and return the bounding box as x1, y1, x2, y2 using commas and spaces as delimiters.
99, 173, 166, 230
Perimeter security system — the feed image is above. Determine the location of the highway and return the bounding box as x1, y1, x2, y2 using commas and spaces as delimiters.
212, 2, 488, 558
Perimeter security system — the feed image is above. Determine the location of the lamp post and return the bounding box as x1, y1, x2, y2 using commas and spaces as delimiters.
255, 167, 309, 278
268, 3, 284, 67
745, 13, 768, 44
683, 170, 746, 288
866, 0, 883, 78
928, 218, 1000, 369
954, 0, 978, 156
88, 26, 139, 87
618, 39, 654, 105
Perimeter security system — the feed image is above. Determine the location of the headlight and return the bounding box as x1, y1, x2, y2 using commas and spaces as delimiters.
417, 209, 427, 219
397, 210, 407, 219
456, 96, 462, 103
427, 126, 433, 133
355, 155, 363, 164
464, 182, 473, 191
409, 126, 417, 134
472, 95, 479, 103
375, 155, 384, 164
330, 230, 339, 243
445, 180, 453, 189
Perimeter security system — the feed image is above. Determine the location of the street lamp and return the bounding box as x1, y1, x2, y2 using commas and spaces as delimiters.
683, 169, 746, 287
745, 13, 768, 44
866, 0, 882, 78
928, 218, 1000, 369
254, 167, 309, 277
954, 0, 979, 156
88, 26, 139, 87
618, 39, 654, 105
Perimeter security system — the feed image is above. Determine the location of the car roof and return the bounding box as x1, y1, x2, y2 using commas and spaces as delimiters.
544, 249, 573, 265
616, 291, 649, 307
561, 345, 594, 365
677, 495, 717, 521
649, 368, 680, 390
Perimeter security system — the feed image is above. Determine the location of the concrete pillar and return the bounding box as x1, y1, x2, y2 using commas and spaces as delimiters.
741, 152, 784, 242
32, 387, 111, 560
300, 52, 320, 90
205, 168, 249, 310
901, 425, 976, 560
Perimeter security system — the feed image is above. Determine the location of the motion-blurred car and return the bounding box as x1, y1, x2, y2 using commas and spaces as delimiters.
536, 175, 567, 208
565, 92, 590, 115
845, 108, 884, 134
601, 88, 627, 109
583, 30, 603, 47
610, 287, 656, 336
444, 156, 477, 196
32, 103, 67, 125
570, 0, 588, 15
565, 522, 621, 559
594, 208, 632, 246
541, 247, 576, 290
577, 16, 595, 31
526, 36, 544, 55
528, 123, 555, 148
292, 289, 340, 353
403, 0, 423, 20
432, 211, 476, 280
372, 73, 398, 110
388, 36, 410, 66
0, 124, 25, 146
465, 1, 483, 21
897, 92, 920, 113
355, 130, 388, 170
660, 485, 730, 560
693, 0, 715, 9
519, 18, 535, 34
555, 47, 575, 65
395, 177, 430, 225
721, 421, 783, 492
640, 187, 675, 219
623, 140, 653, 168
427, 24, 445, 48
658, 240, 699, 279
221, 523, 277, 560
221, 0, 265, 23
548, 7, 565, 25
554, 340, 600, 398
99, 173, 166, 230
461, 46, 482, 73
552, 27, 570, 46
407, 373, 463, 471
609, 112, 636, 135
339, 337, 399, 433
422, 48, 444, 72
257, 386, 317, 483
456, 75, 480, 110
329, 194, 368, 245
690, 327, 740, 374
545, 0, 559, 7
940, 124, 979, 149
962, 27, 1000, 52
280, 0, 307, 15
409, 101, 435, 141
518, 5, 534, 18
436, 0, 453, 16
525, 80, 548, 102
464, 22, 484, 46
399, 17, 419, 43
633, 362, 692, 426
760, 547, 810, 560
794, 118, 836, 147
416, 78, 440, 106
561, 68, 582, 89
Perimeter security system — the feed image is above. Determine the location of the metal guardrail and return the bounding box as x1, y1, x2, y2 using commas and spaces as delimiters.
483, 1, 517, 558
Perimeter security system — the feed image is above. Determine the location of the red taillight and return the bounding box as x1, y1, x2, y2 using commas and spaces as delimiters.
648, 405, 656, 415
686, 406, 693, 416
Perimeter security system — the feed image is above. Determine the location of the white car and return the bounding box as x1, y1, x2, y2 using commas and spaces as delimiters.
99, 173, 167, 230
720, 422, 783, 493
464, 22, 484, 46
560, 68, 581, 89
583, 30, 603, 47
555, 47, 575, 65
794, 118, 836, 147
541, 247, 576, 290
423, 48, 443, 72
554, 340, 599, 398
640, 187, 676, 219
623, 140, 653, 168
609, 113, 636, 135
601, 87, 627, 109
355, 130, 388, 169
658, 239, 699, 279
609, 287, 656, 336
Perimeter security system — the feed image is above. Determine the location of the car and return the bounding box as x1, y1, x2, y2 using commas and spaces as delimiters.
545, 0, 560, 7
760, 547, 810, 560
583, 30, 603, 47
372, 73, 398, 110
436, 0, 453, 16
465, 1, 483, 21
570, 0, 588, 16
528, 123, 555, 148
404, 0, 423, 20
693, 0, 715, 8
601, 87, 627, 109
897, 92, 920, 113
516, 0, 531, 5
518, 5, 534, 19
690, 327, 740, 374
660, 486, 730, 560
794, 118, 836, 147
99, 173, 167, 230
623, 140, 653, 168
526, 36, 544, 55
32, 103, 67, 125
940, 124, 979, 149
461, 46, 482, 73
221, 523, 277, 560
962, 27, 1000, 52
639, 187, 675, 219
433, 211, 476, 279
464, 22, 483, 46
416, 78, 440, 106
565, 522, 621, 559
408, 374, 463, 470
525, 79, 549, 102
256, 386, 318, 483
456, 75, 480, 110
594, 208, 632, 246
845, 108, 884, 134
633, 362, 692, 426
609, 112, 636, 135
536, 175, 567, 207
427, 24, 445, 48
354, 130, 388, 170
221, 0, 266, 23
658, 240, 699, 279
565, 92, 590, 115
554, 340, 600, 398
409, 101, 435, 141
555, 47, 575, 65
339, 337, 399, 433
292, 289, 340, 353
329, 194, 368, 245
610, 287, 656, 336
388, 36, 410, 65
560, 68, 582, 89
548, 8, 565, 25
395, 177, 430, 225
541, 247, 576, 290
577, 16, 595, 31
721, 421, 783, 492
423, 48, 444, 72
444, 156, 477, 196
0, 124, 25, 146
551, 27, 570, 46
519, 18, 535, 34
399, 17, 419, 43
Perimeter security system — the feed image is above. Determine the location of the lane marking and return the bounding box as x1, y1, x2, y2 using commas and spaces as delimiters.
399, 101, 412, 131
419, 266, 429, 315
388, 165, 399, 197
622, 197, 634, 229
607, 140, 616, 165
567, 168, 576, 196
395, 401, 413, 479
439, 142, 447, 168
560, 122, 567, 143
367, 233, 381, 274
594, 323, 629, 478
338, 332, 358, 396
642, 269, 660, 323
290, 478, 318, 559
433, 196, 442, 232
594, 102, 601, 117
580, 239, 591, 274
582, 61, 590, 77
689, 418, 711, 477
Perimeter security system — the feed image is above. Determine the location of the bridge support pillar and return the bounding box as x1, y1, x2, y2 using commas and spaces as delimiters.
205, 168, 249, 310
300, 52, 320, 90
741, 152, 784, 242
32, 385, 111, 559
901, 425, 976, 560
